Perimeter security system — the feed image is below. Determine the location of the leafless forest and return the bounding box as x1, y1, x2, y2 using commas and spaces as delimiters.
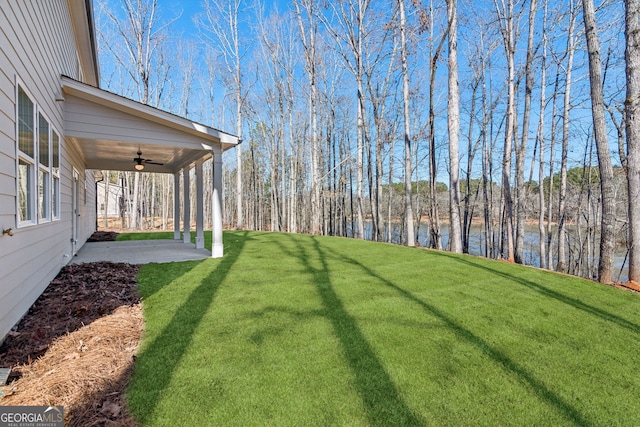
95, 0, 639, 284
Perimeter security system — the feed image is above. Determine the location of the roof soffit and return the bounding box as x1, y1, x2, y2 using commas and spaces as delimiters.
61, 76, 239, 149
60, 77, 239, 173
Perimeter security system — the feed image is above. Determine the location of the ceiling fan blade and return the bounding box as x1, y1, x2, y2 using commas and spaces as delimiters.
132, 151, 163, 166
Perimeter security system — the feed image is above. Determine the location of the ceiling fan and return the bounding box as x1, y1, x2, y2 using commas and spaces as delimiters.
133, 150, 163, 171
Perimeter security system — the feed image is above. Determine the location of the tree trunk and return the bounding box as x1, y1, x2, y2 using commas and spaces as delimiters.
131, 172, 140, 229
235, 62, 243, 230
581, 0, 616, 284
557, 4, 577, 273
103, 171, 110, 229
400, 0, 415, 247
428, 2, 446, 250
515, 0, 537, 264
547, 65, 561, 270
307, 8, 321, 235
496, 0, 516, 262
537, 0, 549, 269
447, 0, 462, 253
626, 0, 640, 283
197, 0, 246, 230
463, 79, 479, 254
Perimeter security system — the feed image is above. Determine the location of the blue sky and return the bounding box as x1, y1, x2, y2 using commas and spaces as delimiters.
161, 0, 200, 37
157, 0, 289, 38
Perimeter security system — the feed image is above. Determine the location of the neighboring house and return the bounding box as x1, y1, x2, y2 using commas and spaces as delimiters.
0, 1, 238, 342
97, 180, 123, 219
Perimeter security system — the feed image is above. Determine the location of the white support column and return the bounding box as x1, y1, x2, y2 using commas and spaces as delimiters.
212, 153, 224, 258
174, 172, 181, 240
183, 167, 191, 244
195, 159, 205, 249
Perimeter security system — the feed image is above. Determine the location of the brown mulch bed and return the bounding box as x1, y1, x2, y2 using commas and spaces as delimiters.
0, 258, 141, 427
87, 231, 120, 242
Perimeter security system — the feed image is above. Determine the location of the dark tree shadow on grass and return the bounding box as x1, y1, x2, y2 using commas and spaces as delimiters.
321, 243, 593, 427
430, 251, 640, 335
127, 232, 250, 425
282, 234, 425, 427
138, 259, 205, 298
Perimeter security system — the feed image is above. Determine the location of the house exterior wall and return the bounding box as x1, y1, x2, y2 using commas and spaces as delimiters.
0, 1, 97, 341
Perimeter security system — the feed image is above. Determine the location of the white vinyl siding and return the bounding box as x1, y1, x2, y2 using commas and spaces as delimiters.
0, 0, 98, 342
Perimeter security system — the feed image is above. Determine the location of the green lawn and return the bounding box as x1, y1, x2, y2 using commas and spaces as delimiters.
121, 230, 640, 426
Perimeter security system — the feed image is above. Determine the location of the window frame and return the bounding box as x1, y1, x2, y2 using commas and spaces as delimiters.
37, 111, 52, 223
52, 130, 60, 220
16, 83, 37, 227
16, 80, 61, 228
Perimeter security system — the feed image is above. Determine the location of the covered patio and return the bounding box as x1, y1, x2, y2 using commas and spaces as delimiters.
61, 76, 239, 258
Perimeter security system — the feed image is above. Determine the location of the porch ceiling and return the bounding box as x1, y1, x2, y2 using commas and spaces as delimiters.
61, 76, 239, 174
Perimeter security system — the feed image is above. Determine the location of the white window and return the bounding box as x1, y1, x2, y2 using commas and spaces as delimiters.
38, 113, 51, 222
52, 131, 60, 219
17, 86, 36, 225
16, 83, 61, 226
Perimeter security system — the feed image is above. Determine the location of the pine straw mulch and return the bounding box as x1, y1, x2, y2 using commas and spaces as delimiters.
0, 260, 142, 427
611, 280, 640, 293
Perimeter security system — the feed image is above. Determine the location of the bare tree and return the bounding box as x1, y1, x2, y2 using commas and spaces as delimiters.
463, 17, 501, 258
399, 0, 415, 247
626, 0, 640, 283
99, 0, 177, 104
318, 0, 374, 240
293, 0, 322, 234
427, 0, 448, 250
365, 8, 398, 243
446, 0, 462, 253
547, 61, 562, 269
515, 0, 537, 263
536, 0, 549, 268
557, 0, 579, 273
197, 0, 250, 230
494, 0, 517, 262
581, 0, 616, 284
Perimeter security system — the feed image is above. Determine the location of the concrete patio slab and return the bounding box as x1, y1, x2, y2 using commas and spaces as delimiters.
69, 240, 210, 265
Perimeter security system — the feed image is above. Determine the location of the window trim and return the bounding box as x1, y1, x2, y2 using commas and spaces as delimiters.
52, 130, 61, 220
16, 79, 61, 228
37, 111, 52, 223
16, 82, 37, 227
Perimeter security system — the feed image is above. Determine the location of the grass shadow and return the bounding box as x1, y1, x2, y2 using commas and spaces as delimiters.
322, 244, 593, 427
431, 251, 640, 335
137, 259, 206, 298
127, 231, 250, 425
281, 234, 425, 427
